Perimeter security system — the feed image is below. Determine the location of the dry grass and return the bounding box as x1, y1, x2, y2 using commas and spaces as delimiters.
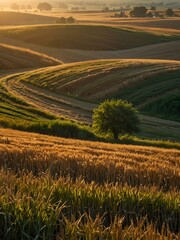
0, 29, 179, 63
0, 43, 61, 70
0, 128, 179, 238
30, 10, 180, 33
1, 24, 178, 51
0, 11, 55, 26
0, 128, 179, 190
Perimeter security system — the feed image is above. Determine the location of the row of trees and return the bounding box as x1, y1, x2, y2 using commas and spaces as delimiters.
11, 2, 52, 12
130, 7, 175, 17
11, 3, 176, 17
11, 3, 32, 11
56, 17, 76, 24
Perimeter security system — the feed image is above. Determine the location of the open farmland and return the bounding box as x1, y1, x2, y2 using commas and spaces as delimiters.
126, 19, 180, 31
0, 128, 179, 239
0, 7, 180, 240
0, 25, 179, 51
2, 71, 180, 145
0, 30, 179, 63
0, 72, 98, 141
0, 43, 61, 70
0, 72, 56, 121
0, 11, 55, 26
13, 59, 180, 122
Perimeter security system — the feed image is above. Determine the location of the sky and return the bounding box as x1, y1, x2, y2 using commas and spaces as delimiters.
0, 0, 180, 7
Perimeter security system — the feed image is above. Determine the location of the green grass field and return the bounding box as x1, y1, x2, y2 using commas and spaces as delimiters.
17, 59, 180, 121
1, 71, 180, 147
1, 25, 179, 51
0, 75, 97, 141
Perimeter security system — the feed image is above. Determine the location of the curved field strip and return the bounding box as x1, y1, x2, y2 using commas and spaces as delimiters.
4, 69, 180, 141
0, 43, 61, 70
0, 128, 179, 238
0, 72, 57, 123
16, 59, 179, 101
0, 25, 179, 51
5, 74, 94, 123
13, 59, 180, 122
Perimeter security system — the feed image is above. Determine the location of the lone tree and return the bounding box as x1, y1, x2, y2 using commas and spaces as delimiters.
37, 2, 52, 12
11, 3, 20, 11
92, 99, 140, 140
130, 6, 147, 17
165, 8, 174, 17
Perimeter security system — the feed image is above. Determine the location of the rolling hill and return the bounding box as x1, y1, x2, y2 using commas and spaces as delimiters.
0, 11, 55, 26
15, 59, 180, 122
0, 25, 179, 51
2, 59, 180, 141
0, 43, 61, 70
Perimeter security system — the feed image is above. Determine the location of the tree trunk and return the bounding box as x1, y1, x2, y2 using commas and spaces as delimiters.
113, 131, 119, 140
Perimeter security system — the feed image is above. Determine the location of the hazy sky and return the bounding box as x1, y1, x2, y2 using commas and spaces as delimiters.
1, 0, 180, 7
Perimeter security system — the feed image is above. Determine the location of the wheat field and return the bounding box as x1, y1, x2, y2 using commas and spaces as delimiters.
0, 128, 179, 239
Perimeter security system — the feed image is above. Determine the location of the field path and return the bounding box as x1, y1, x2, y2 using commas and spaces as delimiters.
4, 73, 180, 140
5, 74, 95, 123
0, 35, 180, 62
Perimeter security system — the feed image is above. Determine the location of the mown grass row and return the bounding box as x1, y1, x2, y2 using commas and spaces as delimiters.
0, 79, 97, 140
0, 81, 55, 121
17, 60, 180, 121
112, 70, 180, 121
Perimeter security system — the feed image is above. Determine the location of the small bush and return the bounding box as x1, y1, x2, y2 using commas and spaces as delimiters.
56, 17, 76, 24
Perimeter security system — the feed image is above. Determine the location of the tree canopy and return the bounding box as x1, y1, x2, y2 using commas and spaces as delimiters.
92, 99, 140, 140
11, 3, 19, 11
37, 2, 52, 12
165, 8, 174, 17
130, 7, 147, 17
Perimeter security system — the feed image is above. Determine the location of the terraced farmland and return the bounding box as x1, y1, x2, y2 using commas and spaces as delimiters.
15, 59, 180, 121
0, 128, 179, 239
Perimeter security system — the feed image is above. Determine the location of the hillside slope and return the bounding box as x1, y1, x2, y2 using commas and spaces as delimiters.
2, 63, 180, 141
1, 25, 179, 51
0, 43, 61, 70
0, 11, 55, 26
16, 59, 180, 121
